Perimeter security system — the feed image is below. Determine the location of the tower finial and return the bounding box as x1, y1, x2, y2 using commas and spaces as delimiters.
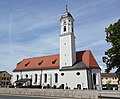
66, 4, 68, 12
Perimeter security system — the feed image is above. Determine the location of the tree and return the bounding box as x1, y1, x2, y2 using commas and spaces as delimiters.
103, 19, 120, 75
106, 80, 112, 90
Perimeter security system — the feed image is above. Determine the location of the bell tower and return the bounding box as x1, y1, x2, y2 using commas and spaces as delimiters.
60, 5, 76, 69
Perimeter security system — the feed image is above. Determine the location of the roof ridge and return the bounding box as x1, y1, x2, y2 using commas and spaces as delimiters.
23, 50, 90, 60
24, 54, 59, 60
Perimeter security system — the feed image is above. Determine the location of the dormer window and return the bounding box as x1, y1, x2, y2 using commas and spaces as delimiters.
25, 62, 30, 67
38, 60, 43, 65
64, 26, 66, 32
52, 59, 57, 64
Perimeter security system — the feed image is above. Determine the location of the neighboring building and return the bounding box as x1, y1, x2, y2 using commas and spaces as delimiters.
101, 73, 118, 90
12, 7, 102, 90
0, 71, 11, 87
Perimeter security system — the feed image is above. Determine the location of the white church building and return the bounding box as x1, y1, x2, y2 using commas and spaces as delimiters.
12, 7, 102, 90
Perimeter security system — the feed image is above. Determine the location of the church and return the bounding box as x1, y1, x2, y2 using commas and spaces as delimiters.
12, 7, 102, 90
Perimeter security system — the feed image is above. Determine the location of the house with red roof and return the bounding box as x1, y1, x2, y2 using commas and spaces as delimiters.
12, 6, 102, 90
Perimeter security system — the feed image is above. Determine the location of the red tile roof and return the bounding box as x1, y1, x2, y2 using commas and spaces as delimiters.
76, 50, 99, 69
101, 73, 117, 78
13, 50, 100, 72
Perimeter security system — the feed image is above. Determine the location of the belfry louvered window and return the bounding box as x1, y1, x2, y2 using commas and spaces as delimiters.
64, 26, 66, 32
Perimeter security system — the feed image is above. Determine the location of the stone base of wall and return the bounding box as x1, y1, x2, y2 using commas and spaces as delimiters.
118, 84, 120, 91
0, 88, 120, 99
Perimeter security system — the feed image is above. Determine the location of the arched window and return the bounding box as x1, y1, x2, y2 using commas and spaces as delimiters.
35, 74, 37, 83
55, 73, 58, 83
44, 74, 47, 83
77, 84, 81, 89
30, 75, 32, 79
64, 26, 66, 32
26, 74, 28, 78
17, 75, 19, 81
93, 74, 96, 85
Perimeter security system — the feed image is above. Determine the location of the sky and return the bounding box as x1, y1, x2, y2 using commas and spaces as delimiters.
0, 0, 120, 74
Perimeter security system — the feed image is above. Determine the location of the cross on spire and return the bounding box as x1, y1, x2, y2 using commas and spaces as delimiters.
65, 0, 68, 12
66, 4, 68, 12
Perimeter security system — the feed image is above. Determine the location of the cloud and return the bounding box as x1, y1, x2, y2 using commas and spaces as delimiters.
77, 40, 105, 50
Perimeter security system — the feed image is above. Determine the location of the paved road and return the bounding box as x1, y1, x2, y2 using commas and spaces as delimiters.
0, 95, 75, 99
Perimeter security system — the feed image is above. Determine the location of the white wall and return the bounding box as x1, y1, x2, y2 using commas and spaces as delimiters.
59, 69, 88, 89
12, 69, 88, 89
12, 69, 59, 87
60, 34, 76, 68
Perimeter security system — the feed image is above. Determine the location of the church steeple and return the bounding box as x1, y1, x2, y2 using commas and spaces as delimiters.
60, 8, 74, 35
59, 5, 76, 69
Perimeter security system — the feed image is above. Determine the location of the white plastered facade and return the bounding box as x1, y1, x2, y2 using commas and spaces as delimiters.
13, 69, 89, 89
